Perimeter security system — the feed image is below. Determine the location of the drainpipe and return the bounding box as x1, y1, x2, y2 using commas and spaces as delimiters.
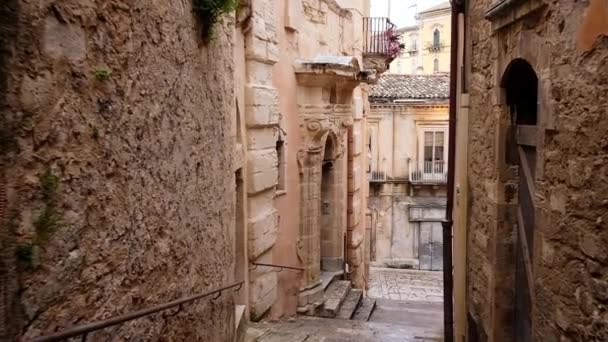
443, 1, 464, 342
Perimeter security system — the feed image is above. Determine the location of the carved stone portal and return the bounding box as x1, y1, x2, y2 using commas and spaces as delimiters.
294, 55, 363, 311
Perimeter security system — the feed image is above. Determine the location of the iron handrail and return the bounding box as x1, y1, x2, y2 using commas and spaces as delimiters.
33, 281, 244, 342
250, 262, 303, 273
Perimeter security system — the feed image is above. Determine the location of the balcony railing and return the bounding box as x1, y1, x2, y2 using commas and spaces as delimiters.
368, 159, 387, 182
426, 41, 446, 53
409, 160, 447, 184
363, 17, 401, 58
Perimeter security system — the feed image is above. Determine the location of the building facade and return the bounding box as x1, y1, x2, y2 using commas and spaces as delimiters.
367, 74, 449, 271
389, 2, 451, 75
235, 0, 396, 322
452, 0, 608, 341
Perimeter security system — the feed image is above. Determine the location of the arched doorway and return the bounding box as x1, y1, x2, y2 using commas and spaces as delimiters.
297, 127, 347, 309
320, 135, 340, 272
501, 58, 538, 342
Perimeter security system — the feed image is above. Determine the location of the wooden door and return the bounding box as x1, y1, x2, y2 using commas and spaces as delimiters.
418, 221, 443, 271
514, 126, 536, 342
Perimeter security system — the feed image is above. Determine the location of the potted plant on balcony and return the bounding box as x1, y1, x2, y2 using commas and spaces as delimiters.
385, 28, 405, 58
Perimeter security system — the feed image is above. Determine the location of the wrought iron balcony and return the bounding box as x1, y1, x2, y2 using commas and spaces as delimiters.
363, 17, 401, 58
409, 160, 447, 184
368, 159, 387, 183
426, 41, 446, 53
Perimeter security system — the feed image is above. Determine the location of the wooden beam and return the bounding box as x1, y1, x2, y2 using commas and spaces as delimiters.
517, 145, 536, 207
517, 207, 535, 302
516, 125, 537, 147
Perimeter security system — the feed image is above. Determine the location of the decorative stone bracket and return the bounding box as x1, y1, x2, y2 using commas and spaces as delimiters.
362, 56, 393, 76
294, 55, 364, 89
485, 0, 546, 31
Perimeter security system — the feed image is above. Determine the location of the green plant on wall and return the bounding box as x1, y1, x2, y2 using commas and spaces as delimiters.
40, 169, 59, 199
94, 68, 111, 81
33, 169, 63, 244
193, 0, 239, 40
33, 206, 63, 242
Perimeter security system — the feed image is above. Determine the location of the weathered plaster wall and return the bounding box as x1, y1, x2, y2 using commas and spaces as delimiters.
465, 0, 608, 341
367, 103, 448, 269
0, 1, 236, 340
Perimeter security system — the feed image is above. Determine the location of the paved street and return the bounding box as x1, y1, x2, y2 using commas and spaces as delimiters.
247, 268, 445, 341
368, 267, 444, 302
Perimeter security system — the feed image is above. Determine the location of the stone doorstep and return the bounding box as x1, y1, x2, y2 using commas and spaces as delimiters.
321, 270, 344, 291
336, 289, 363, 319
297, 282, 324, 307
319, 280, 352, 318
352, 298, 376, 322
296, 300, 324, 316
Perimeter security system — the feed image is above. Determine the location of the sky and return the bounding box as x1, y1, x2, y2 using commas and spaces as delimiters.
370, 0, 447, 28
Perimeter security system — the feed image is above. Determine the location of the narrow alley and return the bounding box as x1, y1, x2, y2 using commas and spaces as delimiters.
1, 0, 606, 341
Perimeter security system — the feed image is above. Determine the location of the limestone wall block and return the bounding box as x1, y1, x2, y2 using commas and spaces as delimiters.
246, 61, 276, 87
348, 195, 361, 227
249, 270, 278, 320
352, 129, 363, 156
250, 15, 269, 41
247, 127, 279, 151
245, 35, 279, 64
244, 85, 280, 127
247, 189, 276, 216
247, 149, 278, 193
348, 163, 362, 193
248, 209, 278, 260
245, 105, 280, 128
284, 0, 303, 31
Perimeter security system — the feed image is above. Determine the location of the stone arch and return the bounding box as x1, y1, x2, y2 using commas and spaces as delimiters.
501, 58, 538, 126
492, 58, 539, 341
297, 127, 347, 308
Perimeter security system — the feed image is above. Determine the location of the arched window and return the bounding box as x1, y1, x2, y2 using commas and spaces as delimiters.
433, 29, 441, 47
434, 59, 439, 73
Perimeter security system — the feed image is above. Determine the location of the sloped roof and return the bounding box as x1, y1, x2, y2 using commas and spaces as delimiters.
419, 1, 451, 15
369, 74, 450, 101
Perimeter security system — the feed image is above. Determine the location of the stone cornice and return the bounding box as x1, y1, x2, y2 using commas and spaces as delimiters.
485, 0, 546, 31
321, 0, 352, 19
295, 56, 363, 89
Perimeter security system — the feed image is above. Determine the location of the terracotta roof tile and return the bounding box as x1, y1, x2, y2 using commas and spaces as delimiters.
369, 74, 450, 101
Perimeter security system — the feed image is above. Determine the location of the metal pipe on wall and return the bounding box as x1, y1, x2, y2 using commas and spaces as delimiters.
443, 1, 464, 342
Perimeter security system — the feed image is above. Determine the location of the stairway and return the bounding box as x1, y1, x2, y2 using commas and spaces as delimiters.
300, 271, 377, 321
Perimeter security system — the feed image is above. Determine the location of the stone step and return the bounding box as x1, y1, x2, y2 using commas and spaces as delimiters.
320, 270, 344, 291
319, 280, 351, 318
336, 289, 363, 319
352, 298, 376, 322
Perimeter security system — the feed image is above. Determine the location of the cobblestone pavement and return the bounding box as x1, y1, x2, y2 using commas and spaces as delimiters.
368, 267, 444, 302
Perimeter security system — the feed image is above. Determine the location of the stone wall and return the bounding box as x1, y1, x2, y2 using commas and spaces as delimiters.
465, 0, 608, 341
0, 1, 236, 340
